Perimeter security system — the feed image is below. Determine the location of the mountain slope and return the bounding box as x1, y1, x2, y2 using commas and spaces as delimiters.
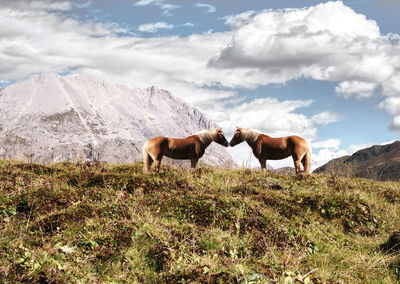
313, 141, 400, 181
0, 73, 235, 166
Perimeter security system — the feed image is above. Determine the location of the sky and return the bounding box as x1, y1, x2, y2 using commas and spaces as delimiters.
0, 0, 400, 169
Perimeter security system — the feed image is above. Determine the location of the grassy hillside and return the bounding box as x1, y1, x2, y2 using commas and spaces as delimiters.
0, 160, 399, 283
313, 141, 400, 181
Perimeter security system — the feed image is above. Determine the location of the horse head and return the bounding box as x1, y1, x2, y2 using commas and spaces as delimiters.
229, 127, 244, 147
215, 128, 229, 147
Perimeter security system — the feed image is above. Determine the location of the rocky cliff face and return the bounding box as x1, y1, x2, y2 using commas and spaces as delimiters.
313, 141, 400, 181
0, 73, 236, 167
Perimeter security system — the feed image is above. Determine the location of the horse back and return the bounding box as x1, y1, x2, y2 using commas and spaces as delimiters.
146, 135, 203, 160
166, 135, 205, 159
145, 136, 169, 155
255, 135, 308, 160
167, 136, 197, 149
287, 135, 309, 150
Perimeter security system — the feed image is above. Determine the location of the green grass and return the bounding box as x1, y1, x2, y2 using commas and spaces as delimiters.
0, 160, 399, 283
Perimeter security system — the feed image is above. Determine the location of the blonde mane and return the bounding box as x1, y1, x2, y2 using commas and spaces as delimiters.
241, 128, 261, 144
195, 129, 218, 145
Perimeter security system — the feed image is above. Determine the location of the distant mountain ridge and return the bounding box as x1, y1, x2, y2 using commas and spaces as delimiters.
0, 73, 236, 167
314, 141, 400, 181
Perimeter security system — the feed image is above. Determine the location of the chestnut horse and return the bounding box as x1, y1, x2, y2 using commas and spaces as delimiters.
142, 128, 229, 172
229, 127, 311, 174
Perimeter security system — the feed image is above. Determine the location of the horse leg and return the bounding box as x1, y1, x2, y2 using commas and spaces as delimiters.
142, 143, 154, 173
258, 158, 267, 172
292, 155, 302, 174
301, 150, 311, 174
153, 153, 163, 172
153, 159, 161, 172
191, 158, 198, 169
143, 153, 153, 173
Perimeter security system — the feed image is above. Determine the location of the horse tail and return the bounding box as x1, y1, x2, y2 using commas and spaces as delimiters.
302, 145, 312, 174
142, 141, 153, 173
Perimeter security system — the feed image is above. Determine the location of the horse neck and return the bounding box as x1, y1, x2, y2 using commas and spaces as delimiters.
195, 130, 216, 147
242, 129, 261, 146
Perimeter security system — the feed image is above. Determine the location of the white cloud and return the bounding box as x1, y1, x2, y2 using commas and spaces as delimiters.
183, 22, 195, 27
1, 0, 74, 11
311, 111, 343, 125
312, 138, 341, 150
209, 1, 400, 132
389, 115, 400, 134
133, 0, 180, 16
194, 3, 216, 13
223, 10, 256, 28
382, 74, 400, 96
379, 96, 400, 116
138, 22, 173, 33
0, 0, 92, 11
0, 5, 234, 106
137, 22, 194, 33
210, 2, 385, 77
133, 0, 153, 5
4, 1, 400, 108
335, 81, 377, 98
73, 1, 92, 9
219, 98, 316, 138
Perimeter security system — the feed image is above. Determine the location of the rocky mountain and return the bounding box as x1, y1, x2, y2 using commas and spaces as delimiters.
0, 73, 236, 167
313, 141, 400, 181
